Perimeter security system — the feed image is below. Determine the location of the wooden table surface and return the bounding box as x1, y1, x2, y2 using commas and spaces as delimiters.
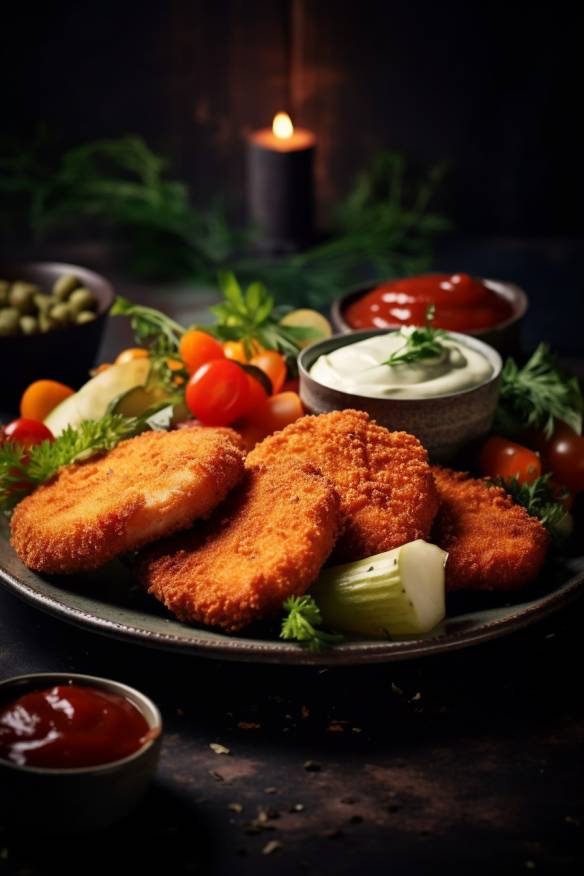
1, 237, 583, 874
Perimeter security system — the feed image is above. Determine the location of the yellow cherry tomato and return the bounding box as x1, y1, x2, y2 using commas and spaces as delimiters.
20, 380, 75, 422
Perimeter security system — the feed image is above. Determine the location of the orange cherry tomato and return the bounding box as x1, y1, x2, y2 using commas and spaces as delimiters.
165, 357, 186, 385
256, 392, 304, 435
540, 422, 584, 495
115, 348, 149, 366
20, 380, 75, 422
185, 360, 250, 426
249, 350, 287, 394
478, 436, 541, 484
245, 373, 269, 414
179, 330, 224, 375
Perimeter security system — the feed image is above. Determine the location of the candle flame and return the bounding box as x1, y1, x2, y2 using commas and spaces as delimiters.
272, 112, 294, 139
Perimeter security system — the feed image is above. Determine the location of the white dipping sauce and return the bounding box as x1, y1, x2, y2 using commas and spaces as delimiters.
309, 331, 493, 399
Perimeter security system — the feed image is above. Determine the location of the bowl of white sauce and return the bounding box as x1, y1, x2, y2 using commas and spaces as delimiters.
299, 328, 502, 460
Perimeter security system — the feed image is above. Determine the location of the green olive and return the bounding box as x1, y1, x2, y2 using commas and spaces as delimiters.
50, 303, 72, 326
38, 312, 58, 333
69, 287, 97, 313
0, 307, 21, 335
53, 273, 80, 301
20, 315, 38, 335
9, 282, 39, 314
75, 310, 97, 325
34, 293, 54, 313
0, 281, 10, 305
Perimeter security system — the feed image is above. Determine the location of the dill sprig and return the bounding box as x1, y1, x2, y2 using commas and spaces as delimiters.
495, 344, 583, 439
280, 595, 344, 652
381, 304, 449, 366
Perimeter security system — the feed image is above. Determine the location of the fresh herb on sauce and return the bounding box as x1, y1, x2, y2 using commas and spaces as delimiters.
380, 305, 449, 366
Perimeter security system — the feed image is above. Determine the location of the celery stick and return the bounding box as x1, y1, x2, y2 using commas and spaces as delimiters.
311, 539, 448, 637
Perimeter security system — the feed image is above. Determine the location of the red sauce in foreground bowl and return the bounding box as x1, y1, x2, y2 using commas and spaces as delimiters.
0, 684, 151, 768
345, 273, 514, 332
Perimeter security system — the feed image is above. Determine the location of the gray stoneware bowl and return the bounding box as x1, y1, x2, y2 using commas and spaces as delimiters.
298, 329, 502, 461
330, 277, 527, 358
0, 672, 162, 833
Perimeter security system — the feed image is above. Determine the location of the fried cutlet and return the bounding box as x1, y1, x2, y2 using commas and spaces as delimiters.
431, 466, 550, 591
139, 460, 341, 632
247, 410, 439, 563
11, 428, 245, 574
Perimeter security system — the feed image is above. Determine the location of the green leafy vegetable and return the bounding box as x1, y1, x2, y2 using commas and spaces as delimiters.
381, 304, 449, 366
490, 474, 573, 543
495, 344, 583, 439
111, 297, 184, 353
0, 414, 151, 512
280, 595, 344, 651
204, 273, 321, 360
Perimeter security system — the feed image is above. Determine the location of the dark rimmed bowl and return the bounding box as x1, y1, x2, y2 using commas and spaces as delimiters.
0, 672, 162, 833
0, 262, 114, 410
330, 277, 527, 357
299, 329, 502, 460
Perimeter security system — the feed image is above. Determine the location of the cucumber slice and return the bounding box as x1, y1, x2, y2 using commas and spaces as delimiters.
44, 358, 151, 435
311, 539, 447, 637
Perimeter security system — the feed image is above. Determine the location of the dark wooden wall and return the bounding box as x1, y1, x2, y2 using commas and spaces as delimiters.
3, 0, 581, 234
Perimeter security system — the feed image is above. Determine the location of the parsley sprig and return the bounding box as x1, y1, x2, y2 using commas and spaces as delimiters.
381, 304, 449, 366
280, 595, 344, 652
490, 473, 572, 543
204, 272, 321, 360
495, 344, 583, 439
0, 412, 165, 513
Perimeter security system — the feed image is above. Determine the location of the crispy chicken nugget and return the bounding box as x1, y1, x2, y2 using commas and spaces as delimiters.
247, 410, 439, 562
11, 429, 245, 574
139, 460, 341, 632
431, 466, 550, 592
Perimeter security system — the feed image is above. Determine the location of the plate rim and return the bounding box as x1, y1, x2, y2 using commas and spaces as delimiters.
1, 541, 583, 666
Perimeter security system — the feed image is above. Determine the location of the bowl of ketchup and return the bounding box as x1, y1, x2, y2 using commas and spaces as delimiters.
331, 273, 527, 356
0, 673, 162, 833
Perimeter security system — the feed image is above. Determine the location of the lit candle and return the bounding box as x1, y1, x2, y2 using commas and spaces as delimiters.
246, 113, 316, 252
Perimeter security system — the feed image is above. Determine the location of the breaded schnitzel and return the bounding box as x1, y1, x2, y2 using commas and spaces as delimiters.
139, 460, 340, 632
247, 410, 439, 563
11, 428, 244, 574
431, 466, 550, 591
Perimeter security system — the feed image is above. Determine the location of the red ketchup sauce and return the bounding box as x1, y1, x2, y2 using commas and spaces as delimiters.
345, 273, 513, 332
0, 684, 151, 769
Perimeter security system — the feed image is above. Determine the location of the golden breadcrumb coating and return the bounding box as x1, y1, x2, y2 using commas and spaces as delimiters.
11, 429, 245, 574
247, 410, 439, 562
431, 466, 550, 592
139, 460, 341, 632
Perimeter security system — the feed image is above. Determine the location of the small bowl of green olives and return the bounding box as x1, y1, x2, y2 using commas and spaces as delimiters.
0, 262, 114, 409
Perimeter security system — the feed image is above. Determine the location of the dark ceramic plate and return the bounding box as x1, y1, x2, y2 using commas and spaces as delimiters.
1, 535, 583, 665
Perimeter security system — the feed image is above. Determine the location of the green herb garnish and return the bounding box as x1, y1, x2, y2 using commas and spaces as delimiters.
280, 595, 344, 652
490, 473, 572, 543
381, 304, 448, 366
495, 344, 583, 439
203, 273, 321, 361
0, 414, 153, 513
111, 297, 184, 354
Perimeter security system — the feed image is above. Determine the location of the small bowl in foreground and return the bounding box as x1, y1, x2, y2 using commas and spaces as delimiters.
0, 672, 162, 834
0, 262, 114, 409
330, 277, 527, 357
299, 329, 502, 461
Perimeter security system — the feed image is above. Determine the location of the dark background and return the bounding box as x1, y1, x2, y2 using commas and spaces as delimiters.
3, 0, 582, 234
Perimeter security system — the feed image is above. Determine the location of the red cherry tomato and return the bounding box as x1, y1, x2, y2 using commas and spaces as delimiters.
179, 330, 225, 375
540, 422, 584, 495
246, 373, 269, 414
478, 436, 541, 484
2, 418, 54, 448
185, 360, 250, 426
249, 351, 287, 394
